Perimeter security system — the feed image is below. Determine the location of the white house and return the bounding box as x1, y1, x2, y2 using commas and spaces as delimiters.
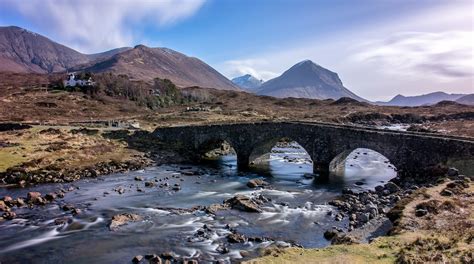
64, 73, 95, 87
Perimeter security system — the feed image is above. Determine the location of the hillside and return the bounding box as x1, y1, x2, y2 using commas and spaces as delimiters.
0, 26, 90, 73
82, 45, 240, 90
0, 26, 239, 91
256, 60, 366, 101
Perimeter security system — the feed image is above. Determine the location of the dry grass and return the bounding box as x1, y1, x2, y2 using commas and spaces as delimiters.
0, 126, 140, 173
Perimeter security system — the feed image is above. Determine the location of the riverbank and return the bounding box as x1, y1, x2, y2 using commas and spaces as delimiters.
246, 175, 474, 264
0, 126, 157, 187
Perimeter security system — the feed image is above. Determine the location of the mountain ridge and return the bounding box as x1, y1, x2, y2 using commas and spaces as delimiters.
0, 26, 239, 90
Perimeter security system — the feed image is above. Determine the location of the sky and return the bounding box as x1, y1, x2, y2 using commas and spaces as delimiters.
0, 0, 472, 101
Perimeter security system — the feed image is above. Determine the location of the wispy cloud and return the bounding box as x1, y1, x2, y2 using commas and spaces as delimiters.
223, 59, 278, 81
218, 2, 473, 101
3, 0, 205, 53
352, 31, 473, 81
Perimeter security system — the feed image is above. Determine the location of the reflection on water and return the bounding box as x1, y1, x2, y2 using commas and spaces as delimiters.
0, 142, 396, 263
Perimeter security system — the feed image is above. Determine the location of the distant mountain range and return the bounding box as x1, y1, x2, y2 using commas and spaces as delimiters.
234, 60, 366, 101
231, 74, 263, 91
0, 26, 239, 90
455, 94, 474, 106
376, 92, 469, 106
1, 26, 470, 103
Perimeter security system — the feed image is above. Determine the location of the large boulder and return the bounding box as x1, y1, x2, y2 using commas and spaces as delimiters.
224, 195, 262, 213
109, 213, 142, 231
247, 179, 268, 188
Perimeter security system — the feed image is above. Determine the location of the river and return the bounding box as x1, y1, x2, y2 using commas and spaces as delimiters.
0, 142, 396, 263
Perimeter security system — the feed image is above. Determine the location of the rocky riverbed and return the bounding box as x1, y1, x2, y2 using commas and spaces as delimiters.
0, 141, 459, 263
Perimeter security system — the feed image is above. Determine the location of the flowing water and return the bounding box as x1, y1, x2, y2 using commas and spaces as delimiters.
0, 143, 396, 263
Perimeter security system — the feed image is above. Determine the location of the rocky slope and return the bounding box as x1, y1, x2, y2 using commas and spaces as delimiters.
377, 92, 466, 107
0, 26, 91, 73
82, 45, 240, 90
232, 74, 263, 91
256, 60, 366, 101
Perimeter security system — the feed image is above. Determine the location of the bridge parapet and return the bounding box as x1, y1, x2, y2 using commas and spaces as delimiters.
153, 122, 474, 177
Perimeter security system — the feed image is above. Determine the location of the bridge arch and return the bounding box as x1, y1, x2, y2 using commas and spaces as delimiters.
248, 136, 315, 166
330, 148, 397, 177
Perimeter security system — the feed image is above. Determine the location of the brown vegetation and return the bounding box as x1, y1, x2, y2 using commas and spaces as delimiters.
0, 73, 473, 137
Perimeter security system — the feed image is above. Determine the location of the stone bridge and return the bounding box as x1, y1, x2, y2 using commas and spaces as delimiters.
153, 121, 474, 177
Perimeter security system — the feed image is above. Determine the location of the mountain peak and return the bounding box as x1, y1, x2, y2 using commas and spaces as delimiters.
232, 74, 263, 91
133, 44, 149, 49
256, 60, 366, 101
295, 59, 316, 66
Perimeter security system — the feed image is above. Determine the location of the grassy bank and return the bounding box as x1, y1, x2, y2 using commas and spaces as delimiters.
0, 126, 150, 184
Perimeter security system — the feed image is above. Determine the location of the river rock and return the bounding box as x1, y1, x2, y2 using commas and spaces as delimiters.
385, 182, 401, 194
227, 233, 246, 243
247, 179, 268, 188
356, 212, 370, 224
224, 195, 262, 213
134, 176, 144, 181
45, 193, 57, 201
205, 203, 228, 214
145, 181, 155, 187
447, 167, 459, 177
62, 204, 75, 211
331, 233, 358, 245
375, 185, 384, 192
3, 196, 14, 206
109, 213, 142, 231
216, 244, 229, 254
342, 188, 354, 195
2, 211, 16, 220
27, 192, 43, 204
0, 200, 8, 211
160, 251, 177, 260
323, 229, 339, 240
16, 198, 26, 207
132, 255, 143, 263
149, 256, 162, 264
415, 208, 428, 217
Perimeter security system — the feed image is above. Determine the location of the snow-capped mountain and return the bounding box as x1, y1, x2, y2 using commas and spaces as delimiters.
231, 74, 263, 91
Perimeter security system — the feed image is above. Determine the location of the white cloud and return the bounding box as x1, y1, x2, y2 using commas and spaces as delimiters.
4, 0, 205, 53
351, 31, 473, 81
223, 59, 278, 81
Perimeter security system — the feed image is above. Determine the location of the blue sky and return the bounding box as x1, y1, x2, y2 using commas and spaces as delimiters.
0, 0, 472, 100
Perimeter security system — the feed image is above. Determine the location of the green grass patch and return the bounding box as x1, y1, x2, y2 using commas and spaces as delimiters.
0, 147, 27, 172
